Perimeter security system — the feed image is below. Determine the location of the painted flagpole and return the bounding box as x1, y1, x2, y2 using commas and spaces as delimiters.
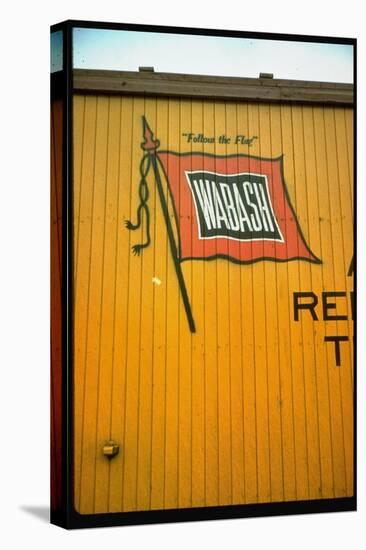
141, 116, 196, 334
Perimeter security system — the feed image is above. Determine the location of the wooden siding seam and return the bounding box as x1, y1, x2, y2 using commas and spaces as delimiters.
236, 101, 246, 504
300, 104, 323, 498
279, 102, 297, 500
79, 95, 99, 511
291, 103, 312, 499
332, 107, 351, 495
121, 97, 134, 511
321, 105, 337, 496
324, 106, 347, 496
107, 95, 123, 511
269, 102, 286, 502
94, 96, 112, 512
310, 104, 327, 498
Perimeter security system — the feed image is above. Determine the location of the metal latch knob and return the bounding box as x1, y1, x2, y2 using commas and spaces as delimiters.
103, 440, 120, 458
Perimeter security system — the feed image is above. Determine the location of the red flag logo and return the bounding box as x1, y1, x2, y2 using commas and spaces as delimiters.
157, 151, 320, 264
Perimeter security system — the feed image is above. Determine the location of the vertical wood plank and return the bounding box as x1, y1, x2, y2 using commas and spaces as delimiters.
280, 104, 309, 500
334, 107, 354, 496
134, 99, 156, 511
291, 105, 322, 500
122, 97, 146, 511
79, 96, 110, 513
301, 105, 328, 500
190, 99, 206, 508
73, 95, 98, 513
269, 103, 297, 501
108, 96, 133, 512
259, 102, 284, 503
236, 102, 258, 504
247, 102, 271, 503
94, 96, 122, 513
163, 98, 181, 509
202, 99, 220, 506
322, 107, 349, 497
214, 101, 233, 505
225, 101, 245, 505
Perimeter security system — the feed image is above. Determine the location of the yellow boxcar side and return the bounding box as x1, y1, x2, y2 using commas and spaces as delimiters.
72, 93, 353, 514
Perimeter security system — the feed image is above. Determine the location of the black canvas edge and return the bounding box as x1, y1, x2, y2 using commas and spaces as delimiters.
51, 19, 356, 45
50, 19, 357, 530
50, 20, 74, 529
65, 497, 356, 530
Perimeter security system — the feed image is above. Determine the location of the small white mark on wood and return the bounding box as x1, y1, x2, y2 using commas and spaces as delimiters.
152, 276, 162, 286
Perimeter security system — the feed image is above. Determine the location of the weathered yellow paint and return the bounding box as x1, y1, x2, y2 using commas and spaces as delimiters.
73, 94, 354, 514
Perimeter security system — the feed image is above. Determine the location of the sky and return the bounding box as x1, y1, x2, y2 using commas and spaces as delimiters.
53, 27, 355, 83
51, 27, 353, 83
